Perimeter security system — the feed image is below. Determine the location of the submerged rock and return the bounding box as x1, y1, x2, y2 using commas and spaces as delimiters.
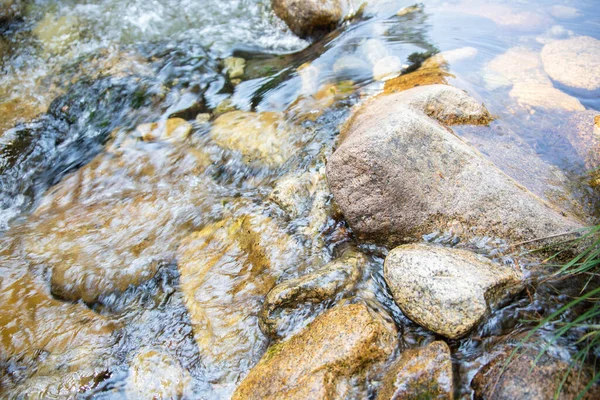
211, 111, 299, 167
177, 207, 304, 384
541, 36, 600, 92
271, 0, 343, 38
472, 343, 600, 400
136, 118, 192, 142
259, 249, 365, 338
384, 244, 523, 339
33, 13, 81, 54
233, 303, 398, 400
484, 47, 584, 111
509, 82, 585, 111
327, 89, 584, 245
561, 111, 600, 171
223, 57, 246, 79
23, 141, 214, 303
0, 249, 118, 397
377, 341, 453, 400
125, 348, 191, 399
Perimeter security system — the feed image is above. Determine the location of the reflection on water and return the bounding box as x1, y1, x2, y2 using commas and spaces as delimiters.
0, 0, 599, 398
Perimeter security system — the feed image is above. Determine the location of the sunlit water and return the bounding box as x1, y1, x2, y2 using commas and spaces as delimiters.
1, 0, 599, 398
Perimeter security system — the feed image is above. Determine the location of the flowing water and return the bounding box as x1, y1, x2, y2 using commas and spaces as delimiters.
1, 0, 599, 398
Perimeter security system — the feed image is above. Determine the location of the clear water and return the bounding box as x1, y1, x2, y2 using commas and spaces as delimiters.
0, 0, 598, 398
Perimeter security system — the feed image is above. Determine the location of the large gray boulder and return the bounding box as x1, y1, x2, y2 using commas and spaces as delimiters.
272, 0, 343, 38
327, 86, 584, 245
384, 244, 523, 339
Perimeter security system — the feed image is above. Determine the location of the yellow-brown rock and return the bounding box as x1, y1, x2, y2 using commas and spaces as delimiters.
211, 111, 298, 167
136, 118, 192, 142
384, 57, 452, 94
0, 249, 118, 397
233, 303, 398, 400
377, 341, 453, 400
23, 141, 214, 303
177, 208, 303, 385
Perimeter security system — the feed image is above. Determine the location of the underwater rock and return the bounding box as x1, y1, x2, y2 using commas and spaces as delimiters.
136, 118, 192, 142
562, 111, 600, 175
125, 348, 191, 399
259, 248, 364, 338
327, 90, 584, 245
541, 36, 600, 92
177, 207, 304, 384
33, 13, 81, 54
550, 5, 581, 20
211, 111, 299, 167
384, 244, 523, 339
373, 55, 402, 81
509, 82, 585, 111
377, 341, 453, 400
287, 81, 354, 122
0, 253, 118, 397
233, 303, 398, 400
223, 57, 246, 79
23, 142, 214, 303
485, 47, 584, 111
472, 342, 600, 400
271, 0, 343, 38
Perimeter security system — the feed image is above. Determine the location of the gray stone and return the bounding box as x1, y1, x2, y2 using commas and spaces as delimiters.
380, 84, 492, 125
327, 87, 584, 245
384, 244, 523, 339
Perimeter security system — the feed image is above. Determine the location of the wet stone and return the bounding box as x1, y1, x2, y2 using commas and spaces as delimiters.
384, 244, 523, 339
223, 57, 246, 79
0, 250, 119, 397
472, 342, 600, 400
259, 248, 365, 339
22, 141, 215, 303
210, 111, 300, 167
377, 341, 453, 400
136, 118, 193, 142
233, 303, 398, 400
484, 47, 585, 111
125, 348, 191, 399
177, 205, 306, 385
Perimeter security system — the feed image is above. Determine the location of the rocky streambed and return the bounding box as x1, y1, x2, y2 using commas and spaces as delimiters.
1, 0, 599, 399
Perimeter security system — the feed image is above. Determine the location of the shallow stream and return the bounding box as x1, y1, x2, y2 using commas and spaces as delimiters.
1, 0, 599, 398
